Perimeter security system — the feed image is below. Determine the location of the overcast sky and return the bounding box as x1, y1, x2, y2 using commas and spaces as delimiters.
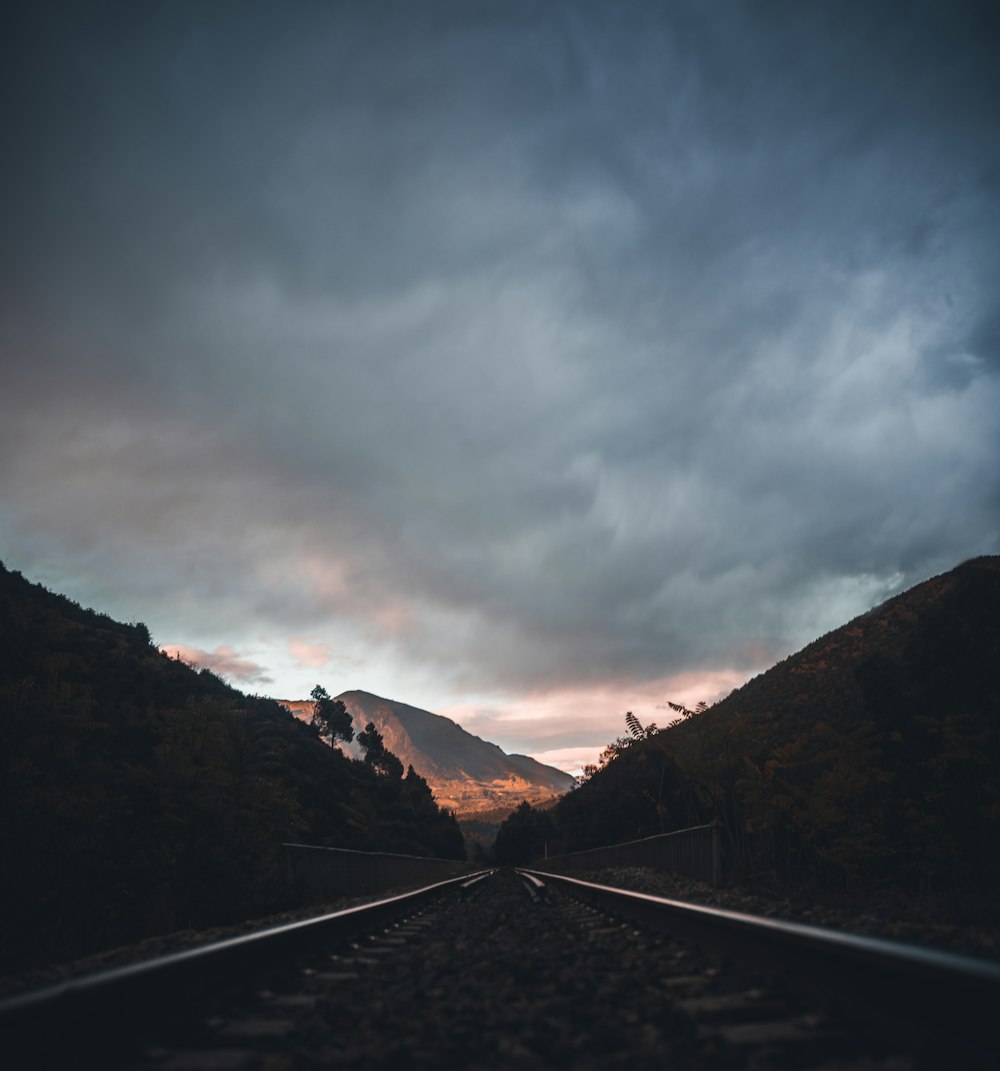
2, 1, 998, 775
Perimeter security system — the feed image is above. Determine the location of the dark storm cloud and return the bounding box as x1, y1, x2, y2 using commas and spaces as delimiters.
1, 1, 998, 705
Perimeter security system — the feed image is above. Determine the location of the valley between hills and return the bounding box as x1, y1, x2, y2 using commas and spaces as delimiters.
279, 691, 575, 818
2, 555, 999, 981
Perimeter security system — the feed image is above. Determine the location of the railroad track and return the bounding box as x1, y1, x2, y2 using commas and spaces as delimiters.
3, 868, 998, 1069
2, 870, 490, 1069
521, 868, 1000, 1070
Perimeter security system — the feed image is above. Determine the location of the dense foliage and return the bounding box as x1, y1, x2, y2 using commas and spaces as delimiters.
548, 557, 1000, 916
493, 802, 556, 865
0, 563, 464, 974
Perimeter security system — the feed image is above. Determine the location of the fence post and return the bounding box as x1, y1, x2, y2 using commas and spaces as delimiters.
710, 821, 723, 886
286, 847, 298, 903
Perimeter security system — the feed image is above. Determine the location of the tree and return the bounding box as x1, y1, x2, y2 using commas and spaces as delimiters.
625, 711, 658, 739
357, 721, 404, 779
663, 699, 708, 720
493, 801, 555, 865
310, 685, 354, 746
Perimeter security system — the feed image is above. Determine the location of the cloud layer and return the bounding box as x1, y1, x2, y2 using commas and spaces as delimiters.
2, 1, 998, 768
161, 644, 272, 686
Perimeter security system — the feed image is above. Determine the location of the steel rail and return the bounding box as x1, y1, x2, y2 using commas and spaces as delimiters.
2, 868, 491, 1067
521, 868, 1000, 1060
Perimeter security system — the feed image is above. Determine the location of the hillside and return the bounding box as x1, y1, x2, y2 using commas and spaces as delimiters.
0, 563, 464, 974
552, 556, 1000, 912
280, 690, 575, 816
697, 554, 1000, 732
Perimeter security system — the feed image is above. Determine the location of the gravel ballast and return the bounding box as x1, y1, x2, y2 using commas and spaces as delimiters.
135, 869, 712, 1070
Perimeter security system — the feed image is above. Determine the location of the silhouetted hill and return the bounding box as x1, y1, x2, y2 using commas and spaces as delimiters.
281, 690, 574, 815
0, 563, 464, 974
552, 557, 1000, 912
701, 555, 1000, 733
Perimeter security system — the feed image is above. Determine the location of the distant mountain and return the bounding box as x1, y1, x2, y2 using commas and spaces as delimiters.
280, 690, 576, 815
552, 556, 1000, 909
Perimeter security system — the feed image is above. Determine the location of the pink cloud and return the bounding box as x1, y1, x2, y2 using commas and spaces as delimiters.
289, 636, 333, 669
266, 554, 414, 642
439, 667, 752, 765
368, 601, 414, 637
160, 643, 271, 684
528, 746, 601, 780
293, 555, 352, 603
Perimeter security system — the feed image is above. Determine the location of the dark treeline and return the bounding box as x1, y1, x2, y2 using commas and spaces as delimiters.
0, 563, 464, 975
493, 801, 556, 866
533, 557, 1000, 918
